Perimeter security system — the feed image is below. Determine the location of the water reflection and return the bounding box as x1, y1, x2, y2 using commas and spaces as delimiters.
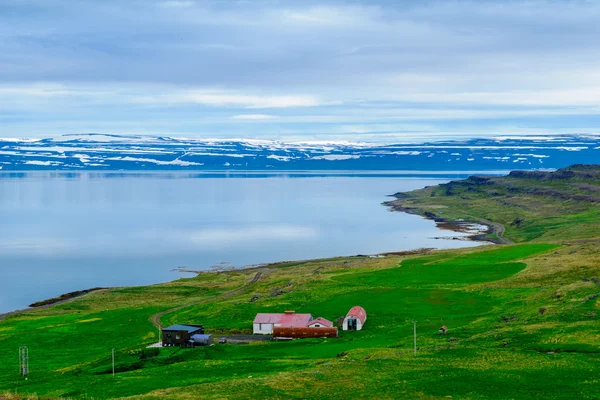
0, 173, 484, 313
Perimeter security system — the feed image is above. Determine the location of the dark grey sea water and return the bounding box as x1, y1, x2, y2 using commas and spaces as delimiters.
0, 172, 484, 313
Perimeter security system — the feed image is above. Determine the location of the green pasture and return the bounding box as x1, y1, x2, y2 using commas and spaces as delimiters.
2, 166, 600, 398
1, 242, 598, 399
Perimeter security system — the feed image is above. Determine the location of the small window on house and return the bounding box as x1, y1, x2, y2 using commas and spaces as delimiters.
175, 334, 181, 340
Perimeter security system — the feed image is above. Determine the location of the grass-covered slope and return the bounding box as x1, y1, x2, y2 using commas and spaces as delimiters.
1, 244, 598, 399
386, 164, 600, 243
1, 166, 600, 399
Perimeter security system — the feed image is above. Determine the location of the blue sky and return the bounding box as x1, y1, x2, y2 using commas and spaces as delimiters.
1, 0, 600, 142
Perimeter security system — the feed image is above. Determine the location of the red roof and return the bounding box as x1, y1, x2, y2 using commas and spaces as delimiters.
307, 317, 333, 328
345, 306, 367, 324
253, 313, 313, 327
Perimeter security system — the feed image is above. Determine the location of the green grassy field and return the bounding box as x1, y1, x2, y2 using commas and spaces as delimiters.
386, 165, 600, 243
1, 166, 599, 399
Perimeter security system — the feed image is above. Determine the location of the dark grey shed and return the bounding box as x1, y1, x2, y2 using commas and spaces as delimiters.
162, 324, 204, 347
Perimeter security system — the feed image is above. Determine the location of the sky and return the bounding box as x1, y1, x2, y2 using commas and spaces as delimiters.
1, 0, 600, 142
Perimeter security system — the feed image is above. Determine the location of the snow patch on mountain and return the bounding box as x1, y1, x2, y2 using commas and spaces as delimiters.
0, 133, 598, 171
310, 155, 361, 161
105, 156, 203, 166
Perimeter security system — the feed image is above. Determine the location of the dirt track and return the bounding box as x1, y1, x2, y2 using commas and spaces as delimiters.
1, 271, 264, 327
150, 270, 264, 329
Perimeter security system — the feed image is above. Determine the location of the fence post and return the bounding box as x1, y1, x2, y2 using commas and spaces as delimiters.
413, 321, 417, 357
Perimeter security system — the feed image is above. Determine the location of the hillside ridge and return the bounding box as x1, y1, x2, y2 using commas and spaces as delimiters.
386, 164, 600, 243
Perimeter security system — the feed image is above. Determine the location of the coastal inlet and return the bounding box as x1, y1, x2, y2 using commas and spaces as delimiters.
0, 173, 485, 313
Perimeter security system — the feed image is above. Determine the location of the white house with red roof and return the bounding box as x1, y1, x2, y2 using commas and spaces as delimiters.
307, 317, 333, 328
253, 311, 313, 334
253, 311, 335, 334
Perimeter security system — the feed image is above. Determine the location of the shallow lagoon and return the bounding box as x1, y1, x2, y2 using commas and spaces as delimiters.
0, 172, 484, 313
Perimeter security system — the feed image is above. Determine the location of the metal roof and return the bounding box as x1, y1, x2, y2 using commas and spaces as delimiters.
162, 324, 203, 333
345, 306, 367, 324
253, 313, 313, 327
191, 334, 213, 340
307, 317, 333, 327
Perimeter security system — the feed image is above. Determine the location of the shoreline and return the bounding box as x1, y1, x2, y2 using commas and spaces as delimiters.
28, 287, 107, 308
0, 287, 113, 323
0, 184, 494, 320
174, 247, 439, 276
0, 243, 485, 320
382, 196, 511, 245
0, 247, 445, 320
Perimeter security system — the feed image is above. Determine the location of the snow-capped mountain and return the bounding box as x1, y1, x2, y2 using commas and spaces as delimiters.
0, 133, 598, 171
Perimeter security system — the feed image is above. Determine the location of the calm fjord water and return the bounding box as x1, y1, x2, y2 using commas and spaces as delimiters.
0, 172, 483, 313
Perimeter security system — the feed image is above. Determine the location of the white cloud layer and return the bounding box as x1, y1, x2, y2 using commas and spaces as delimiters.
134, 91, 322, 108
1, 0, 600, 140
231, 114, 277, 120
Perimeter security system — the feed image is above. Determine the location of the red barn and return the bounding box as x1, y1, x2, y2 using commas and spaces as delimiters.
273, 326, 338, 339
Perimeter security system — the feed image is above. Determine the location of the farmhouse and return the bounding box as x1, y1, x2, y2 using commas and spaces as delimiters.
342, 306, 367, 331
253, 311, 312, 334
162, 324, 204, 347
307, 317, 333, 328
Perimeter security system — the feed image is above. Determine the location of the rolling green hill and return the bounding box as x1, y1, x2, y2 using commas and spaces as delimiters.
1, 166, 599, 399
385, 164, 600, 243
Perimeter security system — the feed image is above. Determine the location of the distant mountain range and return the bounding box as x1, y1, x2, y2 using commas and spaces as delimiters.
0, 134, 598, 171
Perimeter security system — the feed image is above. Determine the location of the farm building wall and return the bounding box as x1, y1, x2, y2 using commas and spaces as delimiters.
253, 322, 277, 334
273, 326, 338, 339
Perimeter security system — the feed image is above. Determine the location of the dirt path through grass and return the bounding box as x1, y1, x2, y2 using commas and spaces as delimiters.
478, 218, 512, 244
149, 270, 264, 329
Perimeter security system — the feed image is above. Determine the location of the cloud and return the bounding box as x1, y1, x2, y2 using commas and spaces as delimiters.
279, 6, 370, 26
383, 89, 600, 107
0, 83, 81, 97
2, 1, 600, 139
134, 90, 322, 108
158, 1, 195, 8
231, 114, 277, 120
0, 238, 74, 256
0, 84, 324, 112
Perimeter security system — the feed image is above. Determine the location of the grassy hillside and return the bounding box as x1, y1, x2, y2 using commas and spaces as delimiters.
1, 166, 600, 399
385, 164, 600, 243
